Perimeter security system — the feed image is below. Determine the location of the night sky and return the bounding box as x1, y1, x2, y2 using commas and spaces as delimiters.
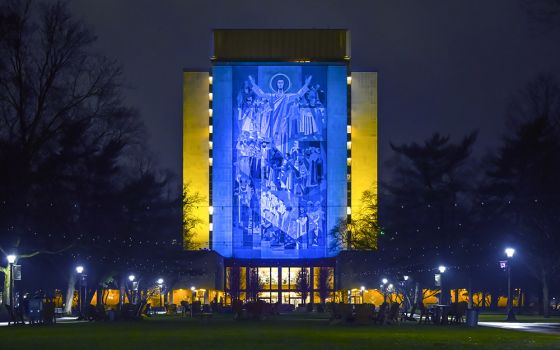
65, 0, 560, 180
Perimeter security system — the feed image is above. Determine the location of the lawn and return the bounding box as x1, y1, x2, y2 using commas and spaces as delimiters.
0, 314, 559, 350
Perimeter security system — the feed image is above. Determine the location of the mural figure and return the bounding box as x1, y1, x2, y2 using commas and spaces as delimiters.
233, 67, 328, 257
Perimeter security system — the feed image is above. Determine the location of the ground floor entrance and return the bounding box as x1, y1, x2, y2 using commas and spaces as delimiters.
224, 258, 336, 307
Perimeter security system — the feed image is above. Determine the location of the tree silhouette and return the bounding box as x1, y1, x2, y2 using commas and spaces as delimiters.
330, 187, 381, 251
227, 266, 241, 302
295, 268, 311, 305
246, 268, 262, 302
317, 267, 332, 305
182, 183, 205, 250
0, 1, 178, 304
484, 74, 560, 317
381, 132, 478, 267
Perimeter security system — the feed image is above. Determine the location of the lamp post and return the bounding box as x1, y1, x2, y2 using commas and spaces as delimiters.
381, 278, 388, 303
76, 266, 87, 319
505, 248, 517, 322
157, 278, 164, 309
7, 254, 16, 307
190, 286, 196, 317
438, 265, 446, 305
387, 284, 394, 303
128, 275, 136, 304
402, 276, 409, 310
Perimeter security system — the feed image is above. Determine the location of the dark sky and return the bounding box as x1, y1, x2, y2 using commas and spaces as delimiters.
66, 0, 560, 179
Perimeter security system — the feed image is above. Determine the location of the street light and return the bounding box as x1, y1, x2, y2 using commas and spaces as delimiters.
190, 285, 196, 303
75, 265, 87, 319
190, 286, 196, 317
381, 278, 388, 303
400, 275, 410, 311
128, 275, 137, 304
438, 265, 446, 305
157, 278, 164, 308
505, 248, 515, 259
505, 248, 517, 322
6, 254, 17, 307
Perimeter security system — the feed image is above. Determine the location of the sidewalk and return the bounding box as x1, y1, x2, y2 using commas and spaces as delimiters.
480, 321, 560, 335
0, 316, 85, 327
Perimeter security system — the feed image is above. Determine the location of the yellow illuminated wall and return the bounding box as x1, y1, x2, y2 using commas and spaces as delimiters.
89, 290, 128, 306
183, 71, 210, 249
350, 72, 378, 221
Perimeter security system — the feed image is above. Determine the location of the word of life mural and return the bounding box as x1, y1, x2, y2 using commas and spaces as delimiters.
232, 65, 328, 257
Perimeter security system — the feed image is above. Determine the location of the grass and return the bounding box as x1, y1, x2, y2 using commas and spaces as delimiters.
0, 314, 559, 350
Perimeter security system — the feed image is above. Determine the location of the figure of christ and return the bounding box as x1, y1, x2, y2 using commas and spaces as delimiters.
248, 75, 313, 156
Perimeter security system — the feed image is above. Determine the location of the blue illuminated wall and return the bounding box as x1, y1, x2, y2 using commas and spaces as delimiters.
212, 63, 347, 259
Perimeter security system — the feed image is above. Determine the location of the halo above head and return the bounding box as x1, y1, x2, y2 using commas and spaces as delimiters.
270, 73, 291, 93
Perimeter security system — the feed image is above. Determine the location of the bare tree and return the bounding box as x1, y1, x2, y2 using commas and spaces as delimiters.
227, 266, 241, 302
317, 267, 332, 305
182, 183, 205, 250
0, 0, 145, 303
246, 268, 262, 302
330, 187, 381, 251
295, 268, 311, 305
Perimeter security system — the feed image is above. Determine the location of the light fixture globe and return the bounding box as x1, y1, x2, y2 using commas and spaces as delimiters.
438, 265, 446, 274
128, 274, 136, 282
382, 278, 388, 285
7, 254, 16, 264
76, 265, 84, 274
505, 248, 515, 258
157, 278, 164, 285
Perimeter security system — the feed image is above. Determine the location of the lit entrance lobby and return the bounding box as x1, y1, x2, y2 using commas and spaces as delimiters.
224, 260, 335, 307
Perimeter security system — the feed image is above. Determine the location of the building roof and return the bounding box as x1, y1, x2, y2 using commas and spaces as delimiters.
212, 29, 350, 62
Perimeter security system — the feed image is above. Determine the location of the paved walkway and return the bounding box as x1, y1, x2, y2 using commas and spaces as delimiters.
0, 316, 84, 327
480, 321, 560, 335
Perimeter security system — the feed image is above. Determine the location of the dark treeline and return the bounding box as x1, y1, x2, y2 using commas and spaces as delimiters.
0, 0, 190, 306
376, 74, 560, 317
